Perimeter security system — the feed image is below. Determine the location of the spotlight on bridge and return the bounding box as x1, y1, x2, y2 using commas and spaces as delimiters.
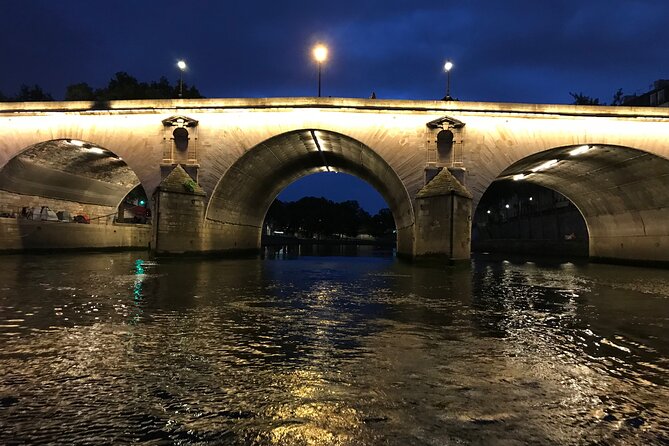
85, 147, 106, 155
312, 44, 328, 97
513, 173, 531, 181
569, 144, 593, 156
531, 159, 559, 172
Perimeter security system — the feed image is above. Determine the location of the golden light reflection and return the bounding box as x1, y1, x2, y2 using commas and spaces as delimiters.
263, 370, 362, 445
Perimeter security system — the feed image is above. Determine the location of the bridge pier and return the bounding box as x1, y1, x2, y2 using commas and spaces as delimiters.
587, 213, 669, 266
153, 165, 263, 256
413, 169, 472, 263
200, 220, 261, 256
153, 165, 207, 254
152, 165, 475, 262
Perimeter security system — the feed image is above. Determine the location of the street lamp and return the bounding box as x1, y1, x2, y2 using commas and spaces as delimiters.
177, 60, 187, 98
312, 44, 328, 97
444, 60, 453, 100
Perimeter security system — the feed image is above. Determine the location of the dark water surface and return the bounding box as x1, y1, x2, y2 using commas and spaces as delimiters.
0, 250, 668, 445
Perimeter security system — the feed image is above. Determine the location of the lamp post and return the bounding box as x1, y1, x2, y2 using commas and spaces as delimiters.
177, 60, 187, 98
444, 60, 453, 100
312, 44, 328, 97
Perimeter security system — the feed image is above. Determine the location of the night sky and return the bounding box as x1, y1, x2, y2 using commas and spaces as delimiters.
2, 1, 668, 213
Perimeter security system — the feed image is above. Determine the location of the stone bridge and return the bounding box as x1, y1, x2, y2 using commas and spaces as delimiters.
1, 98, 668, 264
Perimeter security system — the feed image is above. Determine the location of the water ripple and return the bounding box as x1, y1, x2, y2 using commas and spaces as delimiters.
0, 253, 667, 445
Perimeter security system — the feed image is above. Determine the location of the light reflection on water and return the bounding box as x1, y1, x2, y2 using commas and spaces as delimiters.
0, 251, 667, 445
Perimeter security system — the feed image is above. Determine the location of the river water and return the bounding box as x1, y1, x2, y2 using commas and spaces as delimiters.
0, 249, 667, 445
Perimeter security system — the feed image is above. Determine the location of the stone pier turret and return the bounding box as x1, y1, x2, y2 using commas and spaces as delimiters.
414, 169, 472, 263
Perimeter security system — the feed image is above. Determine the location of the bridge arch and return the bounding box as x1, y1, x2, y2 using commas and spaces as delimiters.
204, 129, 415, 254
0, 138, 149, 223
475, 143, 669, 263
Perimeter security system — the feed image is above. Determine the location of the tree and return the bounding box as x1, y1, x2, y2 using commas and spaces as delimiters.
16, 84, 53, 101
146, 76, 173, 99
4, 73, 204, 102
334, 200, 371, 237
65, 82, 95, 101
265, 197, 394, 239
265, 199, 289, 232
65, 72, 205, 101
611, 88, 625, 106
369, 208, 395, 238
180, 83, 203, 99
569, 92, 600, 105
0, 85, 53, 102
101, 72, 145, 100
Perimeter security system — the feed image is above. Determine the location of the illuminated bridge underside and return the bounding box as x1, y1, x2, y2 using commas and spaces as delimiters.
205, 130, 414, 253
0, 140, 140, 209
499, 145, 669, 262
0, 139, 150, 252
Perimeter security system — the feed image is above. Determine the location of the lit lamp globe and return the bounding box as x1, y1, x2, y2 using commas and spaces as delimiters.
313, 45, 328, 63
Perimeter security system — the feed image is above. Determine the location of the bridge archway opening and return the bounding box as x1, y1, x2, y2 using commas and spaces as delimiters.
206, 129, 413, 254
262, 172, 396, 255
474, 144, 669, 263
473, 180, 589, 258
0, 139, 149, 224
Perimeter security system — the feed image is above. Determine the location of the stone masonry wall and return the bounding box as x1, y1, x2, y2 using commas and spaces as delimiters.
0, 190, 117, 223
154, 190, 206, 253
0, 218, 151, 251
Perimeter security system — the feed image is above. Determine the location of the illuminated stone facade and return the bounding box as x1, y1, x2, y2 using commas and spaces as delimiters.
1, 98, 668, 263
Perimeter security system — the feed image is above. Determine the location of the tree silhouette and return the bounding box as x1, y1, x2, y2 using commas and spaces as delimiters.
66, 72, 204, 101
611, 88, 625, 106
569, 88, 630, 106
0, 84, 54, 102
369, 208, 395, 238
17, 84, 53, 101
569, 92, 600, 105
65, 82, 96, 101
1, 72, 204, 102
265, 197, 394, 238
